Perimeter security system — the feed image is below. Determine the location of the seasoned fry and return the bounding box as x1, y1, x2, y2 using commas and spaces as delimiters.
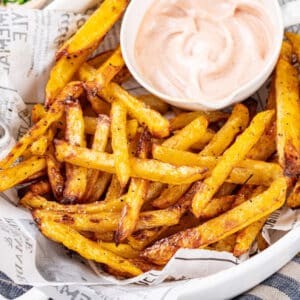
279, 40, 293, 62
199, 104, 249, 156
138, 94, 169, 114
192, 110, 274, 217
207, 234, 237, 253
55, 140, 208, 184
285, 32, 300, 61
170, 111, 230, 131
89, 173, 112, 202
29, 180, 51, 195
31, 103, 46, 123
20, 192, 125, 213
101, 82, 170, 138
287, 178, 300, 208
190, 130, 215, 151
233, 216, 268, 256
0, 82, 83, 169
105, 175, 122, 202
111, 100, 130, 187
143, 177, 287, 265
162, 116, 208, 150
63, 99, 87, 203
84, 115, 110, 202
36, 219, 142, 277
97, 242, 139, 259
0, 157, 46, 192
46, 0, 128, 104
275, 58, 300, 177
116, 130, 150, 243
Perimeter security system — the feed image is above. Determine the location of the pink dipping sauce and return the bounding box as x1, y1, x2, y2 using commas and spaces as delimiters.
135, 0, 276, 102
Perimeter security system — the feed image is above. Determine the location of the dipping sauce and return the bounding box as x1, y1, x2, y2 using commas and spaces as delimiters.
135, 0, 275, 102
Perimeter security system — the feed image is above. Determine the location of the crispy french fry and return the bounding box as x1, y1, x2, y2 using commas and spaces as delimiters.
36, 218, 142, 277
216, 183, 237, 197
111, 100, 130, 187
46, 0, 128, 104
192, 110, 274, 217
142, 177, 287, 265
116, 130, 150, 243
285, 32, 300, 61
190, 130, 215, 151
146, 182, 166, 202
30, 128, 55, 156
152, 145, 282, 185
279, 40, 293, 62
86, 92, 111, 115
152, 184, 191, 209
233, 186, 266, 207
29, 180, 51, 195
31, 103, 46, 123
97, 242, 139, 259
287, 178, 300, 208
138, 94, 169, 114
257, 232, 269, 251
0, 82, 83, 169
89, 173, 112, 202
55, 140, 208, 184
170, 111, 230, 131
20, 192, 125, 213
0, 157, 46, 192
233, 216, 268, 257
63, 99, 87, 203
101, 82, 170, 138
199, 104, 249, 156
105, 175, 122, 202
84, 115, 110, 202
275, 58, 300, 177
207, 234, 237, 253
162, 116, 208, 150
21, 170, 47, 183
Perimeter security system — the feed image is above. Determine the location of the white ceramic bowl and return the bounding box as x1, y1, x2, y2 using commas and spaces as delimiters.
121, 0, 300, 111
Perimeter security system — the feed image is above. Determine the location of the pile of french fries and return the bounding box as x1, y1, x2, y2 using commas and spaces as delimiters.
1, 0, 300, 278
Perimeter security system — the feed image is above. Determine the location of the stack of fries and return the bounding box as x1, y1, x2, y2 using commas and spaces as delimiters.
1, 0, 300, 278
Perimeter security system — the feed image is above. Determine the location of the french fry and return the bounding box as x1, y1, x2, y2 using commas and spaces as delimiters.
216, 183, 237, 197
285, 32, 300, 61
20, 192, 125, 213
170, 111, 230, 131
192, 110, 274, 217
162, 116, 208, 150
30, 128, 55, 156
138, 94, 169, 114
152, 145, 282, 185
31, 103, 46, 123
145, 182, 166, 202
36, 219, 142, 277
275, 58, 300, 177
257, 232, 269, 251
233, 216, 268, 257
111, 100, 131, 187
233, 186, 266, 207
97, 242, 139, 259
190, 130, 215, 151
0, 82, 83, 169
142, 177, 287, 265
287, 178, 300, 208
207, 234, 237, 253
279, 40, 293, 62
199, 104, 249, 156
63, 99, 87, 203
45, 0, 128, 104
101, 82, 170, 138
116, 130, 150, 243
152, 184, 191, 209
86, 92, 111, 116
84, 115, 110, 202
55, 140, 208, 184
105, 175, 122, 202
0, 157, 46, 192
88, 173, 112, 202
29, 180, 51, 195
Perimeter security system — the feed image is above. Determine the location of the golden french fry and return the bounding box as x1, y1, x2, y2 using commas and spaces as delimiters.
84, 115, 110, 202
89, 173, 112, 202
152, 184, 191, 209
285, 32, 300, 61
138, 94, 169, 114
257, 232, 269, 251
31, 103, 46, 123
279, 40, 293, 62
0, 82, 83, 169
105, 174, 122, 202
190, 130, 215, 151
46, 0, 128, 104
233, 216, 268, 257
192, 110, 274, 217
170, 111, 230, 131
287, 178, 300, 208
142, 177, 287, 265
0, 157, 46, 192
55, 140, 208, 184
146, 182, 166, 202
116, 130, 150, 243
30, 128, 55, 156
275, 58, 300, 177
216, 183, 237, 197
162, 116, 208, 150
63, 99, 87, 203
199, 104, 249, 156
152, 145, 282, 185
233, 186, 266, 207
36, 218, 142, 277
29, 180, 51, 195
98, 242, 139, 259
20, 192, 125, 213
101, 82, 170, 138
207, 234, 237, 253
86, 92, 111, 115
111, 100, 131, 187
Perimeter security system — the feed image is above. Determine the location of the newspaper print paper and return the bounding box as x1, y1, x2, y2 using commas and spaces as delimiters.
0, 0, 300, 299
